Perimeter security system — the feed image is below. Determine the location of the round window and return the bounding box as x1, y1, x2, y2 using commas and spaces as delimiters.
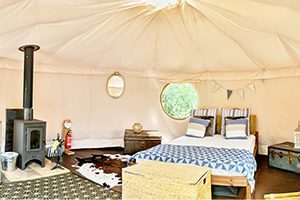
160, 83, 198, 120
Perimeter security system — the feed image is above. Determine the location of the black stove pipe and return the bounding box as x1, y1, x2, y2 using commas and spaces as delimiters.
18, 44, 40, 120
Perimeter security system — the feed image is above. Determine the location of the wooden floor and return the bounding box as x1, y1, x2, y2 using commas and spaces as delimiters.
60, 148, 300, 199
254, 155, 300, 198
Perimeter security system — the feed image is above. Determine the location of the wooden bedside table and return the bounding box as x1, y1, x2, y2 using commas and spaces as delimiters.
124, 129, 162, 154
268, 141, 300, 173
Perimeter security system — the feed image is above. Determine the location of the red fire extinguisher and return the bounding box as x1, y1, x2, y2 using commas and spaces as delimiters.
65, 130, 72, 149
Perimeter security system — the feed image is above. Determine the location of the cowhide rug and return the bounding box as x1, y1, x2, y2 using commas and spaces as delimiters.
74, 154, 130, 189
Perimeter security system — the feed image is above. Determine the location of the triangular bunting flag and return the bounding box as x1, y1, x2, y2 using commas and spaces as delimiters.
238, 89, 244, 99
227, 89, 233, 99
213, 82, 221, 92
248, 83, 256, 93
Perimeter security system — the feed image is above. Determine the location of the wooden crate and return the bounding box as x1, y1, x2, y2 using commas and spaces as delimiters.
124, 129, 161, 154
268, 142, 300, 173
122, 160, 211, 200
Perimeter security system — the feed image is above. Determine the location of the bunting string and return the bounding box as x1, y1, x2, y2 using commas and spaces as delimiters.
212, 80, 256, 99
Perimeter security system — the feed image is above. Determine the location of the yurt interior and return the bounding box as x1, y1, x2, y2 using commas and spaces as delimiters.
0, 0, 300, 199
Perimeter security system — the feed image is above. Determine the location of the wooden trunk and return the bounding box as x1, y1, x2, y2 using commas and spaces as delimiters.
122, 160, 211, 200
268, 142, 300, 173
124, 129, 161, 154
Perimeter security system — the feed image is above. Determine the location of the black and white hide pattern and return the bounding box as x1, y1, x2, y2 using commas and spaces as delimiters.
74, 154, 130, 189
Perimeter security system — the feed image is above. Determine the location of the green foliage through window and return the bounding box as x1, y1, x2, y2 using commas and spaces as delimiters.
161, 83, 198, 119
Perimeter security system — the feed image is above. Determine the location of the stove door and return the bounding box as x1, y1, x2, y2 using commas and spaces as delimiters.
26, 127, 43, 151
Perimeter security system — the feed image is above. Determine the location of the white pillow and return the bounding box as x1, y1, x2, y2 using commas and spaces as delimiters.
186, 118, 210, 138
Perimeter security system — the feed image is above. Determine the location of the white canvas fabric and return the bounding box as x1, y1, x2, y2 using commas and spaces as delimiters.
0, 69, 299, 155
0, 0, 299, 81
0, 1, 299, 154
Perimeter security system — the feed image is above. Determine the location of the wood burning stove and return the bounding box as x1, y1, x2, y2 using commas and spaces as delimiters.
11, 45, 47, 170
14, 120, 46, 169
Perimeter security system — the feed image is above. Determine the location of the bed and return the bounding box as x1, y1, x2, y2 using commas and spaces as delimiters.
129, 115, 258, 199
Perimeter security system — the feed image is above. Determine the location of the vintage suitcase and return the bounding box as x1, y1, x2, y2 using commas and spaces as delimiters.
268, 142, 300, 173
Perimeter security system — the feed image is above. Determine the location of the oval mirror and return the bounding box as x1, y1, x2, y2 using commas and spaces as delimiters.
106, 72, 125, 99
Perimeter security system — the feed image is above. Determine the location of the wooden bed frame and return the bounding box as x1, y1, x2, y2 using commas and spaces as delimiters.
129, 115, 258, 200
212, 115, 258, 200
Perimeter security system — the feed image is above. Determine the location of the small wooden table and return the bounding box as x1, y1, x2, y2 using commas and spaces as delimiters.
124, 129, 162, 154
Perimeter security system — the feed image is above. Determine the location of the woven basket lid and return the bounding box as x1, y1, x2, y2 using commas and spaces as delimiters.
124, 160, 209, 184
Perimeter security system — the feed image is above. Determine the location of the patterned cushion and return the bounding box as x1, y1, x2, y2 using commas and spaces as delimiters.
221, 108, 250, 136
195, 116, 214, 136
225, 118, 248, 139
186, 118, 210, 138
191, 108, 217, 134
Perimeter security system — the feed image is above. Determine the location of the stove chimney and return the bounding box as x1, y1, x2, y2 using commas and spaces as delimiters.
18, 45, 40, 120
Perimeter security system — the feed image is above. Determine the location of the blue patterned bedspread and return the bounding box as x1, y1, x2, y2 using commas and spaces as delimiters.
129, 144, 257, 191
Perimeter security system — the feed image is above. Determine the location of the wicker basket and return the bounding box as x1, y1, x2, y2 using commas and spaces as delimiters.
122, 160, 211, 200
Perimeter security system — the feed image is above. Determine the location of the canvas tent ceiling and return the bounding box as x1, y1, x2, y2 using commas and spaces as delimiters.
0, 0, 299, 81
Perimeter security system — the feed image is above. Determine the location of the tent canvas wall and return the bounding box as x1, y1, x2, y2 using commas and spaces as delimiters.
0, 0, 300, 154
1, 68, 299, 155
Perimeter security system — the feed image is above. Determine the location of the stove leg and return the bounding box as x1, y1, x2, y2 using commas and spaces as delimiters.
20, 161, 26, 170
41, 158, 45, 167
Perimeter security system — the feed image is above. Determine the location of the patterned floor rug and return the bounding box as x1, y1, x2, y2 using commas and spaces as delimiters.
74, 154, 130, 189
0, 173, 121, 199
